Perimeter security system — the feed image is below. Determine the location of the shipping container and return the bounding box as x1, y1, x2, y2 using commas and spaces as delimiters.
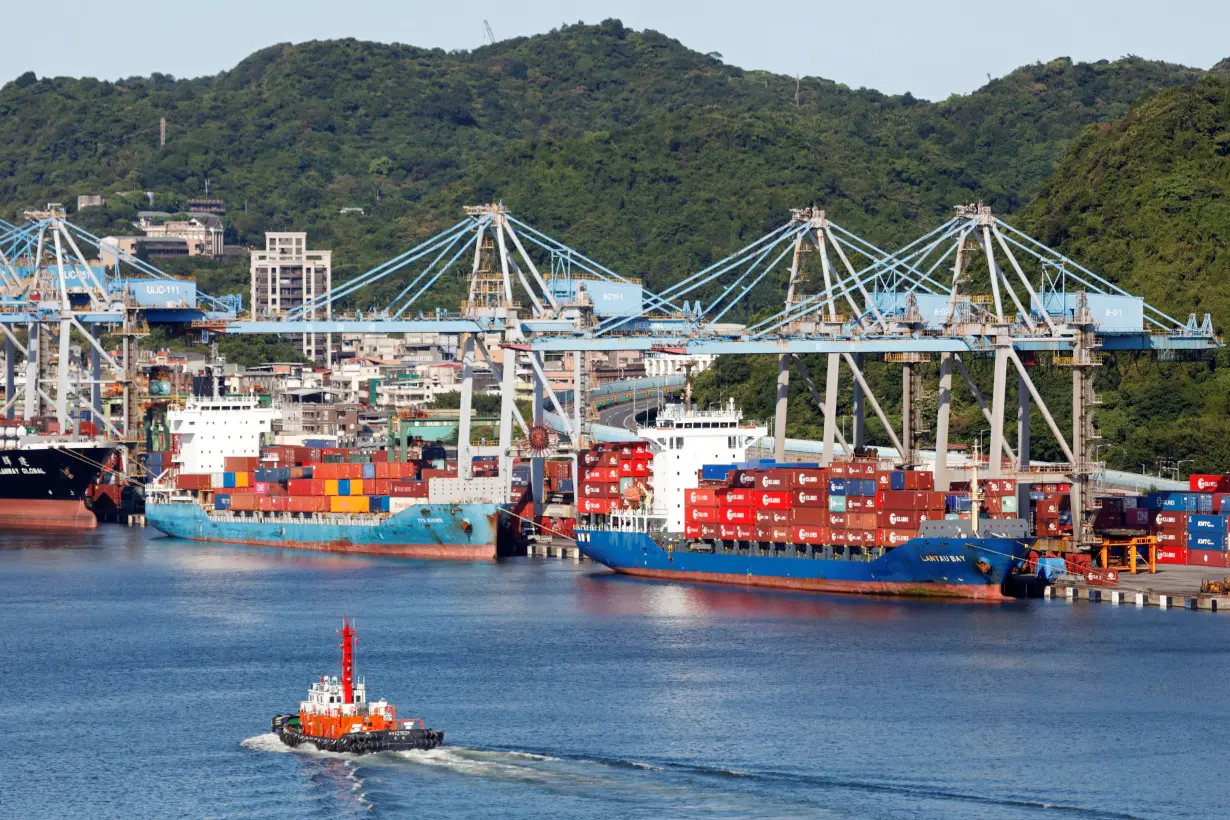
755, 508, 792, 525
1188, 530, 1228, 551
790, 525, 828, 545
1155, 546, 1188, 565
214, 494, 231, 511
753, 491, 792, 510
792, 489, 826, 507
791, 507, 828, 525
685, 506, 720, 523
715, 488, 753, 506
878, 528, 918, 547
1190, 474, 1230, 493
828, 495, 847, 513
1187, 549, 1230, 568
579, 497, 614, 514
1187, 513, 1229, 532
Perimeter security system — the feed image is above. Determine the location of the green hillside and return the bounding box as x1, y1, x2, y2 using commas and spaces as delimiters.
0, 21, 1204, 305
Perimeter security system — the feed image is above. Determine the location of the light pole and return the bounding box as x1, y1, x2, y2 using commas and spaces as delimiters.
1176, 459, 1194, 479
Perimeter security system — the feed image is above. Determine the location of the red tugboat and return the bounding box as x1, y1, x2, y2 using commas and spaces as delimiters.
271, 617, 443, 754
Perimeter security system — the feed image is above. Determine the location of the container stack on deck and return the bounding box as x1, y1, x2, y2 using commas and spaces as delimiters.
578, 442, 653, 517
682, 461, 985, 549
172, 444, 471, 516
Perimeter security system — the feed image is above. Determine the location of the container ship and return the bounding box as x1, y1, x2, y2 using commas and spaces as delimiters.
0, 422, 116, 529
145, 394, 507, 560
574, 402, 1036, 601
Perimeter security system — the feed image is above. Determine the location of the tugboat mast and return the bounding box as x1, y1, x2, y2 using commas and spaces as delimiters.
340, 616, 355, 704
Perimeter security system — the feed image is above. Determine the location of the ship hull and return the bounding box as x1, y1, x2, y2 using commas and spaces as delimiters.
0, 444, 114, 529
146, 501, 501, 560
272, 715, 443, 754
575, 530, 1033, 601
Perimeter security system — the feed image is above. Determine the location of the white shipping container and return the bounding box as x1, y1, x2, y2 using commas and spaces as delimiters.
211, 472, 226, 489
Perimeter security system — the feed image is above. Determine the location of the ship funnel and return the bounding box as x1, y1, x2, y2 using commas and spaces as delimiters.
339, 616, 355, 704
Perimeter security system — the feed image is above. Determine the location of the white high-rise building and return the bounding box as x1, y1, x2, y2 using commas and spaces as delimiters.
250, 232, 333, 362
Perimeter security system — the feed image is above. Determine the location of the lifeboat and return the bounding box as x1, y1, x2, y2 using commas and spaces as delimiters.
271, 617, 443, 754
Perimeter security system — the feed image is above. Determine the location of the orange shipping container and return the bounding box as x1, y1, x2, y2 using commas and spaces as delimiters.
288, 495, 329, 513
330, 495, 371, 513
224, 456, 260, 472
230, 493, 259, 511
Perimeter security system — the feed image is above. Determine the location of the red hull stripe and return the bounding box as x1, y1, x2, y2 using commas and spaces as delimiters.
168, 534, 496, 561
0, 499, 98, 530
616, 567, 1011, 601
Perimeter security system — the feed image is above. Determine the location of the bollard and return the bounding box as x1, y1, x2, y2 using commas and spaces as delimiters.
1135, 592, 1146, 607
1158, 595, 1170, 610
1110, 590, 1123, 605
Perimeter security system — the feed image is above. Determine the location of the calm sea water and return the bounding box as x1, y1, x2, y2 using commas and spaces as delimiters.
2, 526, 1227, 819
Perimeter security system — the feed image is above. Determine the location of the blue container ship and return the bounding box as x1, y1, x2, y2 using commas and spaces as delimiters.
575, 520, 1033, 601
574, 402, 1035, 601
146, 501, 502, 560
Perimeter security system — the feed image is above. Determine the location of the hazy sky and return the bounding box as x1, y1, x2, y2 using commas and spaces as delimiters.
4, 0, 1227, 100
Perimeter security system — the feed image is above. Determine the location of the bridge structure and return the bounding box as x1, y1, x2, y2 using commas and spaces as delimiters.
0, 201, 1219, 548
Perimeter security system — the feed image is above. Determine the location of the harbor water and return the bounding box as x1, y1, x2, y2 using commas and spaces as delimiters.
3, 526, 1228, 819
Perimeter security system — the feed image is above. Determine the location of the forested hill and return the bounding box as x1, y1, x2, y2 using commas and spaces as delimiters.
0, 19, 1207, 301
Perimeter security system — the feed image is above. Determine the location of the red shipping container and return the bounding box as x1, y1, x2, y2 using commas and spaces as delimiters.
579, 481, 613, 499
176, 473, 212, 490
370, 450, 388, 464
791, 525, 828, 544
224, 456, 260, 472
580, 452, 600, 468
878, 528, 918, 548
827, 463, 849, 477
753, 491, 793, 510
983, 478, 1017, 495
716, 488, 754, 506
792, 489, 827, 507
1124, 508, 1151, 528
1187, 549, 1230, 568
616, 444, 635, 459
769, 526, 791, 542
755, 509, 792, 525
580, 497, 614, 514
792, 469, 828, 489
728, 470, 758, 488
1190, 474, 1230, 493
846, 513, 878, 530
791, 507, 828, 525
845, 496, 877, 512
631, 461, 649, 477
1153, 511, 1188, 530
1034, 498, 1061, 517
756, 470, 794, 491
902, 471, 935, 490
287, 479, 323, 496
1156, 530, 1188, 547
388, 481, 428, 498
686, 506, 720, 523
547, 461, 571, 479
719, 506, 754, 524
875, 472, 893, 489
830, 528, 849, 545
230, 493, 259, 511
697, 523, 719, 539
618, 460, 634, 477
685, 523, 706, 539
287, 495, 327, 513
685, 488, 719, 507
1213, 493, 1230, 513
718, 524, 739, 540
1156, 546, 1188, 565
600, 452, 620, 467
753, 525, 774, 542
828, 512, 848, 528
848, 529, 878, 546
846, 462, 877, 478
878, 509, 936, 529
1036, 518, 1062, 536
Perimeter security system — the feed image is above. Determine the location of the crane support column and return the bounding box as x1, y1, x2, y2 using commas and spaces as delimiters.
532, 351, 545, 519
988, 344, 1009, 478
457, 336, 475, 480
821, 354, 840, 464
773, 355, 789, 462
934, 353, 953, 491
901, 362, 913, 466
56, 317, 71, 433
498, 344, 517, 494
4, 333, 14, 421
23, 321, 38, 422
1017, 370, 1031, 515
851, 353, 865, 449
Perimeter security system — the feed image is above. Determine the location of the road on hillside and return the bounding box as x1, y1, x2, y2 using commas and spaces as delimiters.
597, 397, 662, 433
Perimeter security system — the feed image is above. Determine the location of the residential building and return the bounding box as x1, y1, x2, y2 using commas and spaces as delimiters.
250, 232, 333, 363
137, 212, 225, 258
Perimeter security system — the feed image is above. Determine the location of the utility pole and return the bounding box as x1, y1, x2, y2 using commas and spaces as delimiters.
159, 117, 166, 148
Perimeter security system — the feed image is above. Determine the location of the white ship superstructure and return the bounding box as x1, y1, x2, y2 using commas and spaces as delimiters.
168, 394, 279, 474
636, 399, 766, 533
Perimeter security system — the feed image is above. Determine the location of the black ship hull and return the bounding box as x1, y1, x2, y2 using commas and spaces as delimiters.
0, 443, 115, 528
271, 714, 443, 754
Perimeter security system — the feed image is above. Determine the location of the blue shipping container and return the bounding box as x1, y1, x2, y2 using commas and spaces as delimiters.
338, 479, 351, 496
558, 479, 574, 493
1188, 514, 1228, 532
214, 494, 231, 511
370, 496, 390, 514
362, 463, 376, 480
828, 478, 847, 495
890, 472, 906, 491
701, 464, 737, 481
222, 472, 236, 489
1189, 531, 1228, 550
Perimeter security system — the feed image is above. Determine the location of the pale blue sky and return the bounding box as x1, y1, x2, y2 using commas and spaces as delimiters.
4, 0, 1226, 100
